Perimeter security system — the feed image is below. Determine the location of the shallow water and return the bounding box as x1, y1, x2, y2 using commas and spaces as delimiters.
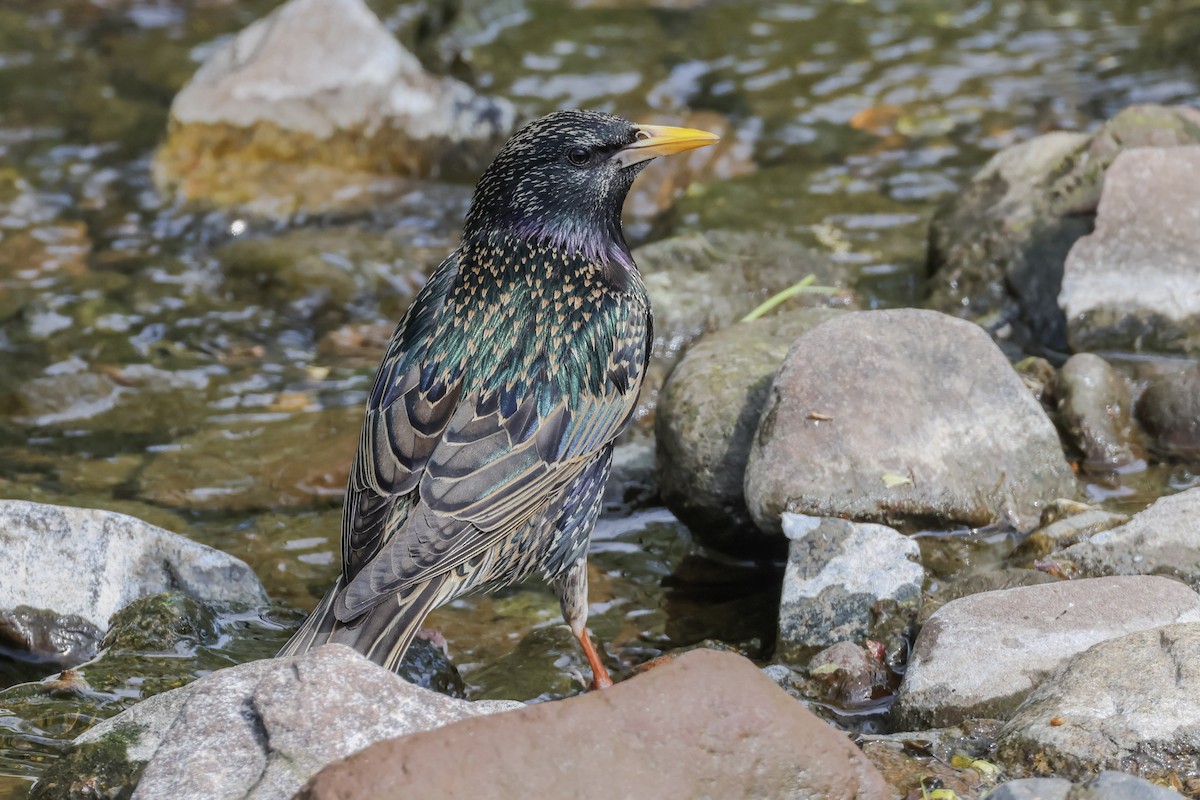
1, 0, 1198, 795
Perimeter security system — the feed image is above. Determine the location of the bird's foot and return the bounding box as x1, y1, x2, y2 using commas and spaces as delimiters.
575, 627, 613, 690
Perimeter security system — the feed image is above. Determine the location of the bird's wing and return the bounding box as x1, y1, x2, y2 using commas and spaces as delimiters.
341, 252, 466, 580
334, 267, 648, 622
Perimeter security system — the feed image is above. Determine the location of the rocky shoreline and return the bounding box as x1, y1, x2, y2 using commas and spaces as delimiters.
1, 0, 1199, 798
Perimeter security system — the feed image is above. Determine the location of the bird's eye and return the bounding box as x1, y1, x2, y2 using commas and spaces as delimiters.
567, 147, 590, 166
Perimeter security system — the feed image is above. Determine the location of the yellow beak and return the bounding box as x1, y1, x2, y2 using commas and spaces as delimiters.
613, 123, 721, 168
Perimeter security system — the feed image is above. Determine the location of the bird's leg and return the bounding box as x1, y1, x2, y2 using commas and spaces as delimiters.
555, 556, 613, 690
575, 625, 613, 690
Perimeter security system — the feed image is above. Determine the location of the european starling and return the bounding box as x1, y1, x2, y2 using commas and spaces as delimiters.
280, 110, 718, 688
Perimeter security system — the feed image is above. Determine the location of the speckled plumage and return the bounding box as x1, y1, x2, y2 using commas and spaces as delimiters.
280, 111, 662, 676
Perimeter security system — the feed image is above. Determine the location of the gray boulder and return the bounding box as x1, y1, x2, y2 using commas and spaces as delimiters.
998, 623, 1200, 786
655, 308, 844, 554
776, 514, 923, 659
1052, 487, 1200, 587
0, 500, 266, 663
893, 575, 1200, 729
1054, 354, 1146, 472
153, 0, 515, 215
1136, 363, 1200, 459
1060, 146, 1200, 355
927, 105, 1200, 354
744, 309, 1076, 534
59, 645, 522, 800
984, 773, 1184, 800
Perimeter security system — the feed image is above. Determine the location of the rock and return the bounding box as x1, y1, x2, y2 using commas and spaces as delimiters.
916, 569, 1060, 627
137, 406, 360, 511
927, 105, 1200, 354
744, 309, 1076, 534
0, 606, 102, 668
632, 230, 854, 425
858, 719, 1004, 800
1051, 488, 1200, 587
655, 308, 844, 554
153, 0, 515, 215
982, 771, 1185, 800
1060, 146, 1200, 355
0, 500, 266, 664
1054, 354, 1146, 472
1136, 363, 1200, 459
997, 623, 1200, 789
776, 513, 923, 659
52, 645, 522, 800
982, 778, 1072, 800
806, 641, 889, 710
101, 592, 219, 654
298, 649, 891, 800
1015, 509, 1130, 561
893, 575, 1200, 729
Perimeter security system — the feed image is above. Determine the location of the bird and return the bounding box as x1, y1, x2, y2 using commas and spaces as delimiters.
279, 110, 718, 689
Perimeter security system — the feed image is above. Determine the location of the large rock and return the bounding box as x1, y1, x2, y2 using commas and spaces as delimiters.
1136, 363, 1200, 459
655, 308, 844, 554
632, 230, 853, 427
744, 309, 1075, 534
997, 622, 1200, 788
776, 514, 923, 659
1054, 354, 1146, 472
927, 105, 1200, 354
50, 645, 522, 800
1052, 488, 1200, 587
298, 649, 891, 800
893, 575, 1200, 729
0, 500, 266, 664
153, 0, 515, 215
1060, 146, 1200, 355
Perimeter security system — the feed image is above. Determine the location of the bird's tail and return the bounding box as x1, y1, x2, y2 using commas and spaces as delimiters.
277, 575, 448, 673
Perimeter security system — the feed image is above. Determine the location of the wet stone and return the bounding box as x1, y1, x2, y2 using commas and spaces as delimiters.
101, 593, 220, 655
1054, 353, 1146, 473
654, 308, 844, 555
1135, 363, 1200, 459
776, 513, 923, 660
0, 607, 102, 669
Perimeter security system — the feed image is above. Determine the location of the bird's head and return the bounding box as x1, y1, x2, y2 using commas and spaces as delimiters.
463, 110, 718, 266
